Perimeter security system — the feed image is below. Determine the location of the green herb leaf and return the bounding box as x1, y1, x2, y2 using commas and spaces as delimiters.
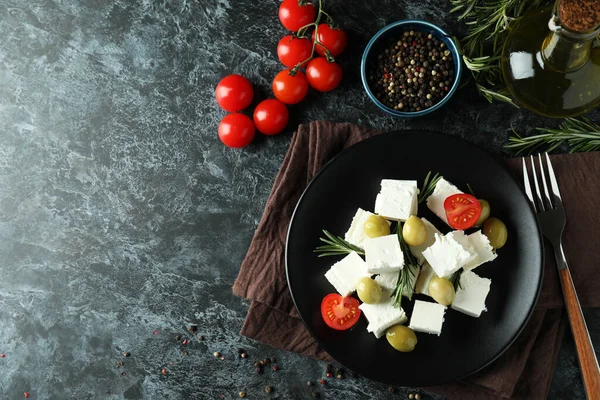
314, 230, 365, 257
449, 269, 463, 290
391, 223, 421, 308
418, 171, 442, 204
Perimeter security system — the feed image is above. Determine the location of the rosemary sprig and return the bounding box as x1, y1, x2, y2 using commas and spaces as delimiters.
314, 230, 364, 257
449, 269, 463, 290
391, 224, 421, 307
506, 117, 600, 154
418, 171, 442, 204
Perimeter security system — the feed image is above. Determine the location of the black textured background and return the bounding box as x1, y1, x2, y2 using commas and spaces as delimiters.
0, 0, 598, 399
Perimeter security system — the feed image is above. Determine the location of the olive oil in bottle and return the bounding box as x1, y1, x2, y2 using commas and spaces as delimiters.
501, 3, 600, 118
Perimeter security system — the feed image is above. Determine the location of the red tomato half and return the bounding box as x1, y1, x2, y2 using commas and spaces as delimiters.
320, 293, 361, 330
312, 24, 348, 57
278, 0, 317, 32
215, 74, 254, 112
253, 99, 289, 135
277, 35, 313, 68
218, 113, 255, 148
272, 69, 309, 104
444, 193, 482, 230
306, 57, 343, 92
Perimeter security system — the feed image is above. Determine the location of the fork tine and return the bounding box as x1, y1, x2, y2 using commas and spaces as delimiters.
530, 155, 545, 211
522, 158, 537, 212
545, 153, 562, 200
538, 154, 554, 209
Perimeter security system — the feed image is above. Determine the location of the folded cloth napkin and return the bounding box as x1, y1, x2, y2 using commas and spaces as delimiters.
232, 121, 600, 399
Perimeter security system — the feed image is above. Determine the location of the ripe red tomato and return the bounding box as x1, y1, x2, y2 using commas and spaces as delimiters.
305, 57, 343, 92
218, 113, 255, 148
312, 24, 348, 57
320, 294, 361, 330
444, 193, 482, 230
277, 35, 313, 68
272, 69, 309, 104
253, 99, 289, 135
215, 74, 254, 112
278, 0, 317, 32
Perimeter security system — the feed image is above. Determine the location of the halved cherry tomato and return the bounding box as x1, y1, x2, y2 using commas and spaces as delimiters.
215, 74, 254, 112
278, 0, 317, 32
305, 57, 343, 92
444, 193, 482, 230
272, 69, 309, 104
218, 113, 255, 148
253, 99, 289, 135
320, 293, 361, 330
277, 35, 313, 68
312, 24, 348, 57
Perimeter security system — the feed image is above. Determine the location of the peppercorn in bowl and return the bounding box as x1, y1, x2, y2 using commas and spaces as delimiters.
361, 20, 462, 117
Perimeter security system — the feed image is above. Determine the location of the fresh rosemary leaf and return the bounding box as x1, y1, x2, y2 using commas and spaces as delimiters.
449, 269, 463, 290
392, 222, 421, 307
418, 171, 442, 204
466, 183, 475, 196
314, 230, 364, 257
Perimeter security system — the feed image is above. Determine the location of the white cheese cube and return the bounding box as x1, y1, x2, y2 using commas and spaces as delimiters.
374, 271, 398, 291
359, 294, 408, 338
344, 208, 375, 248
374, 180, 419, 221
409, 300, 447, 336
324, 252, 369, 296
364, 234, 405, 273
463, 231, 498, 271
414, 262, 437, 296
426, 177, 463, 225
422, 231, 476, 278
451, 270, 491, 317
409, 217, 442, 263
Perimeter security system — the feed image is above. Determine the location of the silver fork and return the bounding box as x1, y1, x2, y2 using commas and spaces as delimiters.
523, 153, 600, 399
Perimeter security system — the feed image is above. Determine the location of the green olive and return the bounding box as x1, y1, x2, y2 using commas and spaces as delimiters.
475, 199, 491, 227
483, 217, 508, 249
402, 216, 427, 246
363, 215, 390, 238
428, 276, 455, 306
356, 277, 383, 304
386, 325, 417, 352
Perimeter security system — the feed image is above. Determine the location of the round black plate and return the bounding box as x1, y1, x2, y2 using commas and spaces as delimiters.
285, 131, 543, 387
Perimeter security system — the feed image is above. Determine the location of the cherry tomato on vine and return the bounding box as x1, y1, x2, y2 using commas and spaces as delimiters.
305, 57, 342, 92
215, 74, 254, 112
312, 24, 348, 57
218, 113, 255, 148
320, 293, 361, 330
253, 99, 289, 135
277, 35, 313, 68
272, 69, 309, 104
278, 0, 317, 32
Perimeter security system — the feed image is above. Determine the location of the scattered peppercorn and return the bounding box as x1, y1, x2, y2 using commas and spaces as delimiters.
162, 368, 168, 375
0, 354, 4, 358
270, 357, 276, 363
254, 361, 260, 367
122, 371, 127, 376
336, 373, 343, 379
241, 353, 247, 359
409, 394, 415, 399
183, 350, 189, 356
153, 330, 159, 335
265, 385, 273, 393
170, 361, 174, 366
118, 361, 124, 367
237, 348, 245, 354
256, 367, 263, 375
325, 364, 333, 373
123, 352, 130, 357
326, 372, 333, 378
368, 29, 455, 113
213, 352, 221, 358
24, 393, 29, 398
415, 394, 422, 400
388, 386, 396, 393
220, 356, 224, 360
272, 365, 279, 372
312, 391, 320, 398
182, 339, 188, 345
199, 335, 205, 341
175, 335, 181, 341
239, 391, 246, 398
320, 379, 326, 385
264, 358, 271, 365
307, 381, 314, 386
189, 325, 198, 334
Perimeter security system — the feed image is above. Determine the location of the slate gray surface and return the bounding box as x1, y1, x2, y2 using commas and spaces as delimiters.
0, 0, 598, 399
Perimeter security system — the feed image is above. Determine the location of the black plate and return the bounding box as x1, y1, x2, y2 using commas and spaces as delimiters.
285, 131, 543, 387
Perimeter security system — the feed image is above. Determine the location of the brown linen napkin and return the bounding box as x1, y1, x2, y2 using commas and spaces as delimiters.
232, 121, 600, 399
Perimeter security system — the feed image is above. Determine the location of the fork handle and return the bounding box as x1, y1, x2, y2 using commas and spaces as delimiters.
559, 266, 600, 399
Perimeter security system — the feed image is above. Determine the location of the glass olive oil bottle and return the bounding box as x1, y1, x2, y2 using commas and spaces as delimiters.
501, 1, 600, 118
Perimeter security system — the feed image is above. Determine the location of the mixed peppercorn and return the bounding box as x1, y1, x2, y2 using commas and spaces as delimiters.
368, 30, 455, 113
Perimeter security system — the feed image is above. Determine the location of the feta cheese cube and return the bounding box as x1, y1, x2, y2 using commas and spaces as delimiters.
422, 231, 477, 277
374, 271, 398, 291
409, 217, 442, 263
344, 208, 376, 248
324, 252, 369, 296
463, 231, 498, 271
364, 234, 405, 273
359, 294, 408, 338
451, 270, 491, 317
426, 177, 463, 225
414, 262, 437, 296
374, 180, 419, 221
409, 300, 447, 336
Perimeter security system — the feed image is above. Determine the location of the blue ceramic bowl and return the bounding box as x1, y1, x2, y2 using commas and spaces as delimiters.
361, 20, 463, 117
